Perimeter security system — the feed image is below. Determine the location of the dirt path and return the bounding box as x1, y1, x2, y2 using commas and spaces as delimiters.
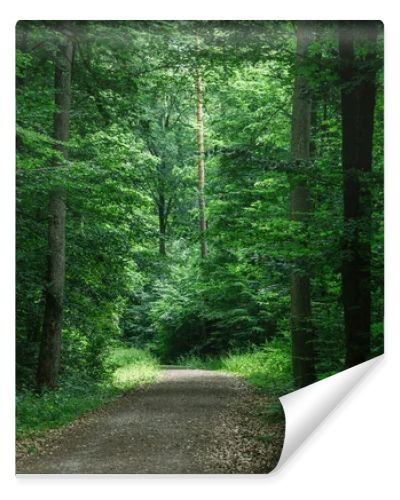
16, 368, 284, 474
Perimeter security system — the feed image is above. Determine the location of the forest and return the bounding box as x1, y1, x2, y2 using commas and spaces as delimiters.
16, 21, 383, 446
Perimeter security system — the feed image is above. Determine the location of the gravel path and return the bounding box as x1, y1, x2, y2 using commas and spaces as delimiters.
16, 368, 284, 474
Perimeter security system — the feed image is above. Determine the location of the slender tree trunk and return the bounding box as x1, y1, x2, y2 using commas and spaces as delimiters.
37, 24, 73, 390
195, 42, 208, 258
158, 191, 167, 256
194, 36, 208, 341
290, 22, 316, 388
339, 22, 378, 368
158, 108, 170, 257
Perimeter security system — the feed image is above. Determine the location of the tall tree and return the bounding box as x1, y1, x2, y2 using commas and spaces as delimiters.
339, 21, 379, 368
36, 23, 74, 390
195, 37, 208, 258
289, 22, 316, 388
148, 106, 175, 257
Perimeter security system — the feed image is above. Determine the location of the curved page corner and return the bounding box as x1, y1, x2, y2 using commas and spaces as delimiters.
275, 354, 383, 470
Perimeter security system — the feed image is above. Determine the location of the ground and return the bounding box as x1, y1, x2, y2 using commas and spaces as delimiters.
16, 368, 285, 474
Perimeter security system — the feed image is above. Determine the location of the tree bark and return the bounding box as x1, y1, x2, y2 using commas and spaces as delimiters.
290, 22, 316, 388
195, 40, 208, 259
158, 191, 167, 256
339, 21, 378, 368
36, 24, 73, 390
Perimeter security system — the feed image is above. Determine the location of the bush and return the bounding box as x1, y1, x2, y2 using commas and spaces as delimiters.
150, 256, 282, 362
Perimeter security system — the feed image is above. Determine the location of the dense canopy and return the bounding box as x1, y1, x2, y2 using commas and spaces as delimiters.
16, 21, 383, 405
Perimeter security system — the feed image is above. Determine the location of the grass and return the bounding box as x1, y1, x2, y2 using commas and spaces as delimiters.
107, 346, 159, 390
16, 347, 160, 440
178, 340, 294, 396
16, 342, 291, 442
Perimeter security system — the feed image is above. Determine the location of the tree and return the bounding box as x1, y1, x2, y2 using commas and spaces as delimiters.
36, 23, 74, 390
289, 22, 316, 388
339, 21, 379, 368
137, 89, 192, 257
195, 36, 208, 258
15, 21, 383, 398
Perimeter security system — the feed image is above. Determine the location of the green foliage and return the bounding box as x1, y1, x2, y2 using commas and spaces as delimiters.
16, 347, 160, 440
105, 346, 159, 389
178, 338, 293, 396
148, 251, 284, 361
16, 377, 116, 440
16, 21, 384, 431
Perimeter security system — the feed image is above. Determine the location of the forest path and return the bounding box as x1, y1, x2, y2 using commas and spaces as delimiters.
16, 368, 283, 474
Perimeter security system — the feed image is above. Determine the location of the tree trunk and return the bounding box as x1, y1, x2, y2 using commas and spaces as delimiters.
339, 22, 378, 368
158, 191, 167, 256
195, 41, 208, 259
290, 22, 316, 388
36, 24, 73, 390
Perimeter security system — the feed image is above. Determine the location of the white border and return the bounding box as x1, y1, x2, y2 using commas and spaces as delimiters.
2, 1, 399, 498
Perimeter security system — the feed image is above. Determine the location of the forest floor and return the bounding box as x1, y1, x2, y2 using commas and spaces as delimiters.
16, 368, 284, 474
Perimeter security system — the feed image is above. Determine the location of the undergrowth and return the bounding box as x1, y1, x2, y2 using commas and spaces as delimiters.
16, 347, 160, 440
178, 339, 293, 397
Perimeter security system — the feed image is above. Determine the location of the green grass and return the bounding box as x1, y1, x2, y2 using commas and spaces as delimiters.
106, 346, 159, 390
16, 343, 291, 442
178, 340, 293, 396
16, 347, 160, 440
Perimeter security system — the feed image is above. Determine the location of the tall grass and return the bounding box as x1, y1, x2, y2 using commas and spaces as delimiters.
106, 347, 159, 390
178, 340, 293, 396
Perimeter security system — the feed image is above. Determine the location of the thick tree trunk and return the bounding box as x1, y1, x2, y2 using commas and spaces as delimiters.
290, 22, 316, 388
339, 22, 378, 368
37, 24, 73, 390
195, 49, 208, 258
